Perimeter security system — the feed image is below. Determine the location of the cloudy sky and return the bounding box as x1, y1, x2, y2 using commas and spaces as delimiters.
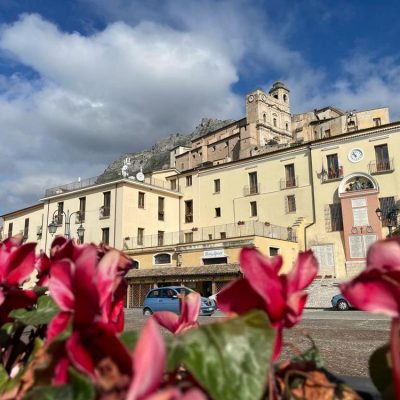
1, 0, 400, 215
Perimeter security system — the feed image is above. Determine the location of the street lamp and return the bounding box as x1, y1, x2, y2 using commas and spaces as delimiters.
48, 209, 85, 240
376, 206, 399, 237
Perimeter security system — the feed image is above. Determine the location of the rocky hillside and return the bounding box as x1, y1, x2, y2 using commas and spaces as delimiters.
98, 118, 234, 182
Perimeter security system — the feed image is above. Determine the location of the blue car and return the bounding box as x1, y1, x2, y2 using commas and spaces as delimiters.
143, 286, 216, 316
331, 294, 352, 311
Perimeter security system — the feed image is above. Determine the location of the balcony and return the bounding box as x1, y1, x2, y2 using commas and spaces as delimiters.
185, 214, 193, 223
280, 177, 298, 190
158, 211, 164, 221
55, 214, 63, 226
243, 184, 260, 196
368, 158, 394, 174
123, 220, 297, 250
99, 206, 110, 219
322, 168, 344, 182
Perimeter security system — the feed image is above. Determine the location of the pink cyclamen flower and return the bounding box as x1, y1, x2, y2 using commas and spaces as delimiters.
0, 236, 37, 324
217, 247, 318, 359
340, 238, 400, 317
153, 292, 200, 335
35, 251, 51, 287
340, 237, 400, 399
127, 317, 206, 400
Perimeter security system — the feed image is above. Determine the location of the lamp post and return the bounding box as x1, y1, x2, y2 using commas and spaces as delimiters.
376, 207, 399, 237
48, 209, 85, 241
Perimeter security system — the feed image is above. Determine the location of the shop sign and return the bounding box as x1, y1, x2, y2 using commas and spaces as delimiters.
203, 249, 225, 258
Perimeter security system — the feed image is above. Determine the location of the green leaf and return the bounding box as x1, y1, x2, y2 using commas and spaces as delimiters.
24, 384, 73, 400
0, 323, 15, 345
369, 343, 394, 399
68, 367, 95, 400
0, 365, 9, 388
291, 336, 324, 368
10, 296, 59, 326
119, 330, 139, 351
167, 310, 275, 400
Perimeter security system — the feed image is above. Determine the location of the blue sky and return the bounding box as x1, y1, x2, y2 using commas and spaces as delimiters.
1, 0, 400, 216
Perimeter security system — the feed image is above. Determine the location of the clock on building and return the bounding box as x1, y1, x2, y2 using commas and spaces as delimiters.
348, 148, 364, 163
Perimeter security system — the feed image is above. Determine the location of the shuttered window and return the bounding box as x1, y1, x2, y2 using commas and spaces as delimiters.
329, 203, 343, 231
379, 196, 396, 227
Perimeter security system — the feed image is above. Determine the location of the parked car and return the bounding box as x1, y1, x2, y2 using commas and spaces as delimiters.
331, 293, 352, 311
143, 286, 216, 316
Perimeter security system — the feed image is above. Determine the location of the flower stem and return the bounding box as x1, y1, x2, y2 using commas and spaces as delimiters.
391, 317, 400, 398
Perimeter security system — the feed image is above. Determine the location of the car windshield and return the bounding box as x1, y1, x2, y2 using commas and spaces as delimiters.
175, 287, 194, 296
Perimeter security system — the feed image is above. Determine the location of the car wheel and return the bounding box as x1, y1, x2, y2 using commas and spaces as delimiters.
337, 299, 349, 311
143, 308, 153, 316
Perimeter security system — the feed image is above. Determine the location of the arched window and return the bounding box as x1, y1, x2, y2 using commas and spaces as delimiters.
285, 122, 289, 131
283, 94, 287, 102
132, 260, 139, 269
273, 118, 277, 127
154, 253, 171, 264
263, 113, 266, 124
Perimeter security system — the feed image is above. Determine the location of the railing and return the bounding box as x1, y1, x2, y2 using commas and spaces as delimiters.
322, 168, 344, 182
55, 214, 63, 226
75, 212, 85, 223
243, 184, 260, 196
99, 206, 110, 219
280, 176, 298, 190
185, 214, 193, 223
124, 220, 297, 250
45, 173, 180, 197
368, 158, 394, 174
158, 211, 164, 221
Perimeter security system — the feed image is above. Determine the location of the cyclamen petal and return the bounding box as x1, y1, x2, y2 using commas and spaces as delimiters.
48, 260, 75, 311
46, 311, 71, 342
180, 293, 201, 327
5, 242, 36, 285
366, 238, 400, 271
153, 311, 180, 333
127, 318, 165, 400
285, 250, 318, 293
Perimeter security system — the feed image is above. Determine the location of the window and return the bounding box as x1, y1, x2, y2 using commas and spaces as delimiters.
102, 228, 110, 245
158, 197, 165, 221
56, 202, 64, 225
214, 179, 220, 193
287, 195, 296, 213
379, 197, 396, 227
103, 192, 111, 217
212, 145, 216, 151
137, 228, 144, 245
250, 201, 257, 217
273, 118, 277, 127
285, 164, 296, 187
326, 154, 341, 179
138, 192, 145, 208
8, 223, 13, 238
208, 234, 213, 240
220, 232, 227, 239
375, 144, 390, 171
154, 253, 171, 264
283, 94, 287, 102
263, 113, 266, 124
132, 261, 139, 270
148, 289, 160, 298
79, 197, 86, 222
158, 231, 164, 246
23, 218, 29, 240
329, 203, 343, 231
186, 175, 192, 186
185, 200, 193, 223
215, 207, 221, 217
248, 172, 258, 194
373, 117, 381, 127
324, 129, 331, 138
269, 247, 280, 256
185, 232, 193, 243
285, 122, 289, 131
170, 179, 177, 190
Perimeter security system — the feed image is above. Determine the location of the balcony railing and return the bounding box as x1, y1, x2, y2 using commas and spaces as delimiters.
322, 168, 344, 182
75, 212, 85, 223
243, 184, 260, 196
368, 158, 394, 174
280, 177, 298, 190
45, 173, 180, 197
124, 220, 297, 250
99, 206, 110, 219
185, 214, 193, 223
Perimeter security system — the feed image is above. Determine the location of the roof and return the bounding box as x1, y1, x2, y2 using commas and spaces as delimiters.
1, 203, 43, 219
126, 264, 241, 279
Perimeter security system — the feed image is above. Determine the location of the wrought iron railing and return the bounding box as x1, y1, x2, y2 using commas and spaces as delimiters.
45, 174, 180, 197
124, 220, 297, 249
280, 176, 298, 189
243, 184, 260, 196
99, 206, 110, 219
321, 168, 344, 182
368, 158, 394, 174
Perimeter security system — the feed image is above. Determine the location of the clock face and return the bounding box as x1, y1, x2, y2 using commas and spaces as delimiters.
348, 148, 364, 163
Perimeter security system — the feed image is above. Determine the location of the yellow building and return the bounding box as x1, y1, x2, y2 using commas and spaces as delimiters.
1, 82, 396, 306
